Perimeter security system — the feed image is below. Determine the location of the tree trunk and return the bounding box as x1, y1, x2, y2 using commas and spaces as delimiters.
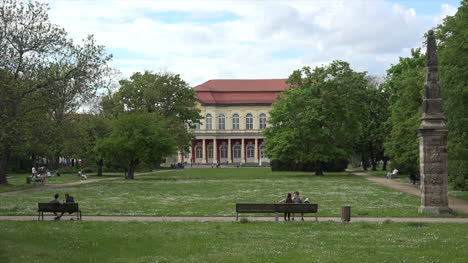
127, 165, 135, 180
361, 154, 368, 171
96, 159, 103, 177
0, 146, 11, 185
314, 161, 323, 176
382, 158, 388, 171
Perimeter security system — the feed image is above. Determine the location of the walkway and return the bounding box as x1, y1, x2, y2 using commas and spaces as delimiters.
0, 170, 175, 195
1, 215, 467, 223
350, 171, 468, 214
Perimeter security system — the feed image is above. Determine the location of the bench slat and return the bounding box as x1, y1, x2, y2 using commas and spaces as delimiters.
236, 203, 318, 213
38, 203, 80, 213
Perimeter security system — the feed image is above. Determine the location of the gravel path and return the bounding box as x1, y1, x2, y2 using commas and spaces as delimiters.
1, 215, 467, 223
350, 171, 468, 214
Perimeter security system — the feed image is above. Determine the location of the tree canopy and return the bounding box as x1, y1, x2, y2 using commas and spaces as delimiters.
263, 61, 368, 175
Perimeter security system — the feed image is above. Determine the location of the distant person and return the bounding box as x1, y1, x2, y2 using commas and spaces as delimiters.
78, 170, 87, 180
55, 170, 61, 177
279, 192, 293, 221
49, 193, 63, 220
31, 166, 36, 177
292, 191, 304, 221
46, 170, 52, 177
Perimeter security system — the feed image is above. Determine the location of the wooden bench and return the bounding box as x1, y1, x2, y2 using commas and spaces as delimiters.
38, 203, 82, 221
236, 203, 318, 222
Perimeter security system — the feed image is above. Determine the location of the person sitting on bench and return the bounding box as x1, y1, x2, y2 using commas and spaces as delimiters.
49, 193, 63, 220
279, 193, 293, 221
292, 191, 304, 221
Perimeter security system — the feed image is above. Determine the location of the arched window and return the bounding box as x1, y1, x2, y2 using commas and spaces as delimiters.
259, 113, 267, 129
207, 145, 213, 159
232, 114, 240, 130
246, 145, 254, 158
218, 114, 225, 130
233, 145, 241, 159
220, 145, 228, 159
246, 113, 253, 130
195, 146, 203, 159
205, 114, 212, 130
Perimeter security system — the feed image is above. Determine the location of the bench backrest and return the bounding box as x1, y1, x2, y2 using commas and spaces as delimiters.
236, 203, 276, 213
38, 203, 79, 213
236, 203, 318, 213
275, 203, 318, 213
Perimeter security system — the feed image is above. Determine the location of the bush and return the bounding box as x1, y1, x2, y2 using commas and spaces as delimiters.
270, 159, 349, 172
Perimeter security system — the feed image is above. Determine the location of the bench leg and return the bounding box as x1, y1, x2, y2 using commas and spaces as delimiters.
275, 212, 279, 222
38, 211, 40, 221
41, 212, 44, 221
315, 212, 318, 222
236, 212, 239, 221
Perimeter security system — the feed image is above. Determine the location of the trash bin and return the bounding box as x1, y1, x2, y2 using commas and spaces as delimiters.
341, 206, 351, 222
26, 176, 32, 184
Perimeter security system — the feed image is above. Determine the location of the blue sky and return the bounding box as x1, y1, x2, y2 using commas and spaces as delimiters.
47, 0, 461, 86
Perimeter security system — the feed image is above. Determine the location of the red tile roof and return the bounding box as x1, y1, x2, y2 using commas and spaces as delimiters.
194, 79, 289, 105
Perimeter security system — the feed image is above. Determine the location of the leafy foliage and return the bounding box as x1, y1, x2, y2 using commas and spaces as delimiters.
435, 0, 468, 190
263, 61, 368, 175
96, 112, 175, 179
383, 49, 425, 175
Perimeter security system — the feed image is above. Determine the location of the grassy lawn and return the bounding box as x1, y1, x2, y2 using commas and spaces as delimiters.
0, 168, 447, 217
0, 220, 466, 263
352, 168, 468, 202
0, 172, 123, 193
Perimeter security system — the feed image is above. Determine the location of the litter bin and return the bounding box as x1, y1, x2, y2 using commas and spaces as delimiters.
341, 206, 351, 222
26, 176, 32, 184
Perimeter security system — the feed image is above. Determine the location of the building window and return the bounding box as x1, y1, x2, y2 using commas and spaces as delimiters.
206, 114, 212, 130
220, 145, 227, 159
246, 145, 254, 158
195, 146, 203, 159
184, 152, 190, 159
218, 114, 225, 130
232, 114, 240, 130
259, 113, 267, 129
246, 113, 253, 130
207, 145, 213, 159
233, 145, 241, 159
194, 122, 200, 130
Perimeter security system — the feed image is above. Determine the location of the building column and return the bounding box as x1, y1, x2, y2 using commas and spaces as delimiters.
177, 151, 182, 163
188, 144, 192, 164
254, 138, 258, 163
213, 138, 218, 164
227, 138, 232, 164
241, 138, 245, 163
202, 139, 206, 164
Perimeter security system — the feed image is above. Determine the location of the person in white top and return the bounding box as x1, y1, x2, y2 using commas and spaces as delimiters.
32, 167, 36, 177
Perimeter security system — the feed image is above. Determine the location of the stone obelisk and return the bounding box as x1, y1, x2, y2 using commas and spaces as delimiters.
418, 30, 451, 214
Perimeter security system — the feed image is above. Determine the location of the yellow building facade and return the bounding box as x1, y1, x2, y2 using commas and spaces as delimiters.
177, 79, 289, 165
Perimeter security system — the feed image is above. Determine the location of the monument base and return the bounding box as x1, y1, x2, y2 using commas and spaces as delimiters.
419, 206, 452, 215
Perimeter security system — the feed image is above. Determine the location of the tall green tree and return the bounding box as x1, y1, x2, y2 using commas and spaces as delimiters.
96, 113, 175, 179
0, 0, 110, 184
383, 49, 425, 176
354, 78, 390, 171
113, 71, 202, 152
436, 0, 468, 190
263, 61, 368, 175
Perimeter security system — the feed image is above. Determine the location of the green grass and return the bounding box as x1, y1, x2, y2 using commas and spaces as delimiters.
352, 168, 468, 201
0, 172, 123, 193
0, 221, 467, 263
0, 168, 443, 217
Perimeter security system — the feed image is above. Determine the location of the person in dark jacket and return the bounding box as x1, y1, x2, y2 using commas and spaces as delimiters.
280, 193, 293, 221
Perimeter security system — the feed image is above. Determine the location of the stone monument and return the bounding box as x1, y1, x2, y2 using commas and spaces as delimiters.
417, 30, 451, 214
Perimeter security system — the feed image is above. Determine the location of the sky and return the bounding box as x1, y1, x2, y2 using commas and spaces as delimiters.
45, 0, 460, 87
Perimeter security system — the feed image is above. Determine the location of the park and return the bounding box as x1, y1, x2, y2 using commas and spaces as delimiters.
1, 0, 468, 262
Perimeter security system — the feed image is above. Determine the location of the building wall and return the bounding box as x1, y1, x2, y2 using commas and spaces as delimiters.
178, 103, 272, 165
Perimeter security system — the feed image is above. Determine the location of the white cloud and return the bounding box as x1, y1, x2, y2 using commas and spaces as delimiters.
433, 4, 458, 25
44, 0, 460, 85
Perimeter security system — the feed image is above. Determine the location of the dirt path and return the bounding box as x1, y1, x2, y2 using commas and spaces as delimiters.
350, 171, 468, 214
1, 215, 467, 223
0, 170, 175, 195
